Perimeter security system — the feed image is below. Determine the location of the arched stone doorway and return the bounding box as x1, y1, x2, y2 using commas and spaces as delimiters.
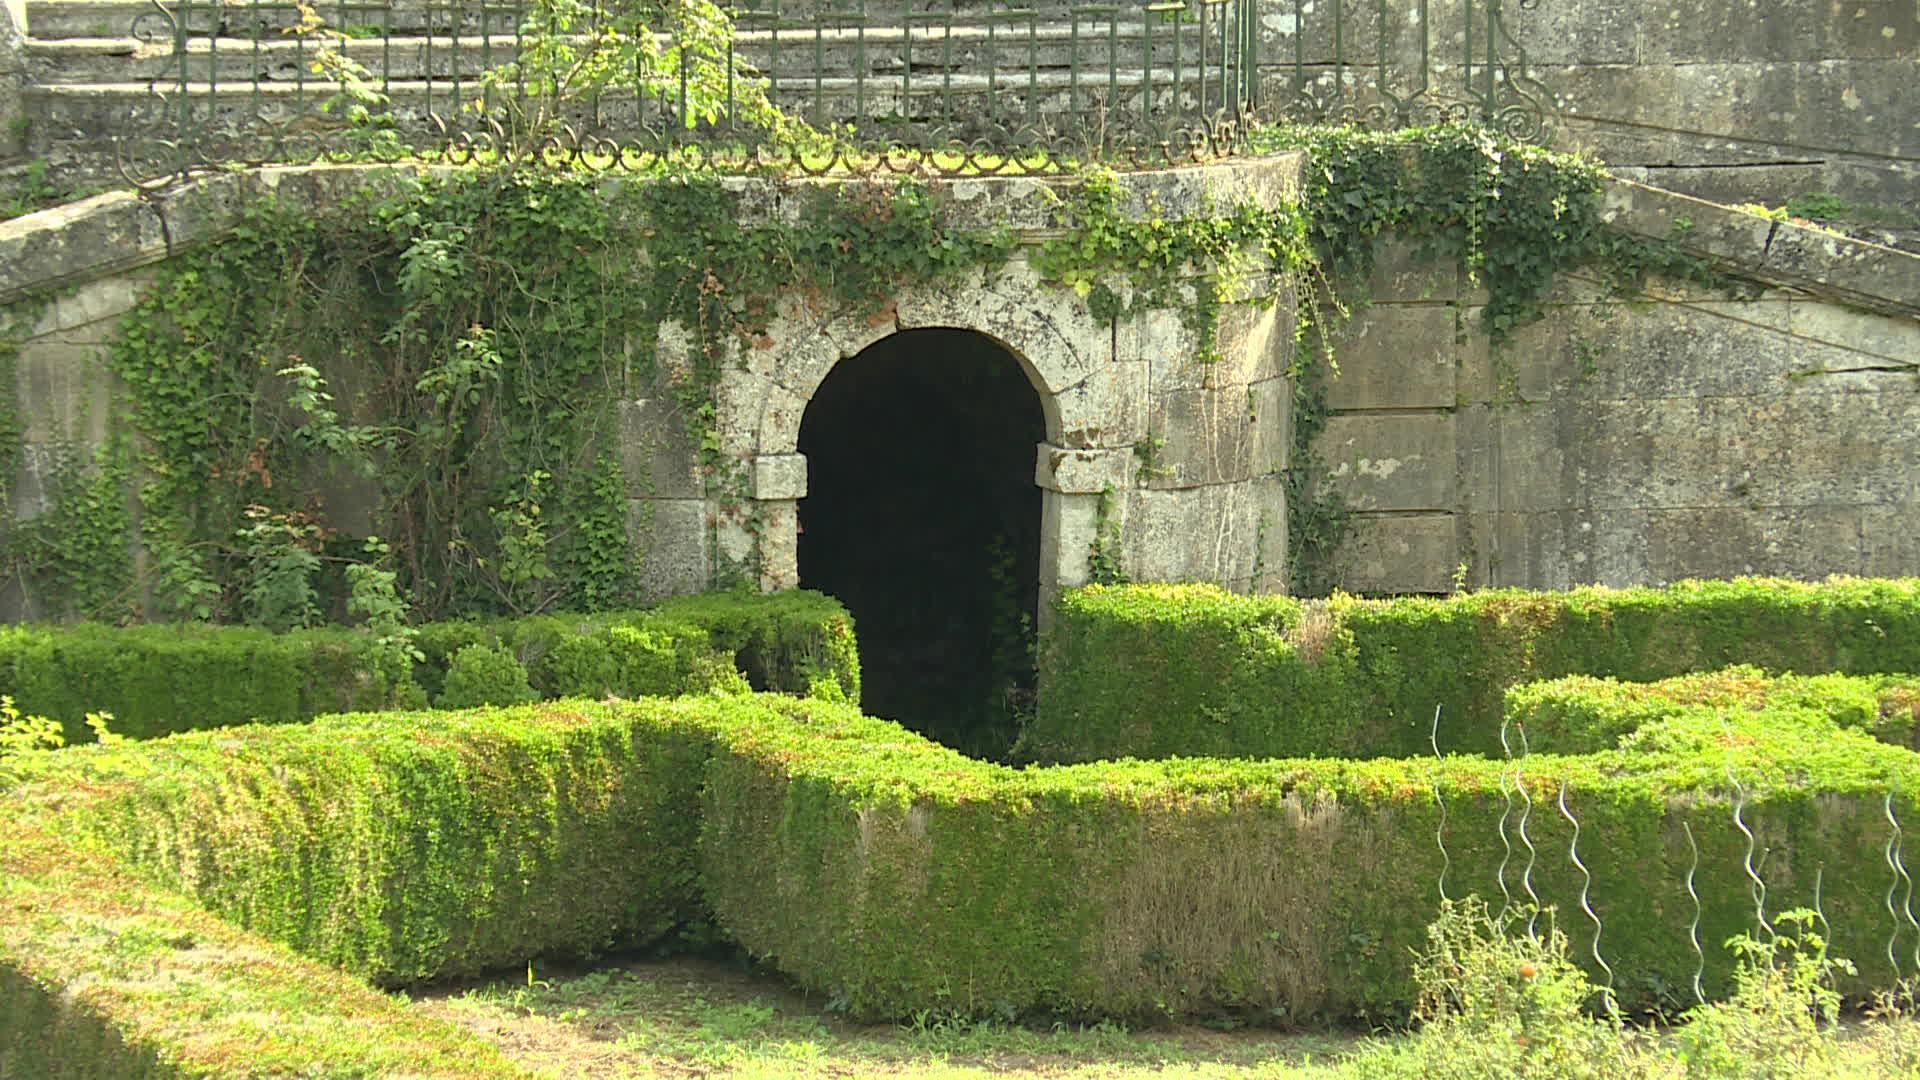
796, 328, 1045, 758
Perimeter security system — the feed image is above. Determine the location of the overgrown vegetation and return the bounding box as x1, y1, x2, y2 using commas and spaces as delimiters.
7, 172, 1018, 624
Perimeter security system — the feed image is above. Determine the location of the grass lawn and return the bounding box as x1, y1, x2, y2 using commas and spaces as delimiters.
412, 954, 1362, 1078
411, 951, 1920, 1078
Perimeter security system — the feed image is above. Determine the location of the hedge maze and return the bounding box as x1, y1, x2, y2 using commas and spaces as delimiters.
5, 579, 1920, 1075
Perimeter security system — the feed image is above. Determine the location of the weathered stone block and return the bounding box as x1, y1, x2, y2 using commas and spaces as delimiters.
756, 383, 809, 457
1248, 377, 1292, 476
1146, 387, 1255, 490
15, 340, 112, 445
756, 499, 800, 592
1546, 393, 1920, 510
1635, 505, 1869, 582
1323, 305, 1460, 410
1316, 413, 1457, 511
1788, 300, 1920, 369
618, 396, 702, 500
1213, 300, 1293, 387
28, 274, 148, 340
1365, 236, 1461, 304
1054, 361, 1148, 449
1328, 513, 1458, 595
1121, 482, 1258, 585
1252, 473, 1288, 594
1483, 299, 1801, 403
1039, 490, 1108, 588
1863, 505, 1920, 578
628, 498, 711, 601
0, 191, 165, 303
1122, 308, 1204, 391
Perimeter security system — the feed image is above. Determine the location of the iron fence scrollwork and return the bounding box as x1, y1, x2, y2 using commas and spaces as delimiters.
116, 0, 1548, 186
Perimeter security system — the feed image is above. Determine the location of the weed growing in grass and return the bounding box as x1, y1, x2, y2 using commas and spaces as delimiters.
1343, 897, 1643, 1080
1673, 910, 1851, 1078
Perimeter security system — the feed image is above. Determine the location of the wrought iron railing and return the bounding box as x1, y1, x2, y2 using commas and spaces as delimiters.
1264, 0, 1551, 139
111, 0, 1548, 184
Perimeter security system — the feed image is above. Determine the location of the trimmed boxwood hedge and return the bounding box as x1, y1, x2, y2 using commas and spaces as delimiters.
1507, 666, 1920, 755
1023, 578, 1920, 763
0, 589, 859, 744
8, 689, 1920, 1072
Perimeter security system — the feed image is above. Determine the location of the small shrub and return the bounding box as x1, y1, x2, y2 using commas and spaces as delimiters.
437, 644, 538, 708
1674, 911, 1851, 1079
1342, 897, 1637, 1080
544, 635, 620, 697
0, 695, 64, 760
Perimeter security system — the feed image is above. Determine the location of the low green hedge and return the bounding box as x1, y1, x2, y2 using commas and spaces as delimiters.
1024, 578, 1920, 762
1507, 666, 1920, 755
0, 589, 859, 743
10, 690, 1920, 1067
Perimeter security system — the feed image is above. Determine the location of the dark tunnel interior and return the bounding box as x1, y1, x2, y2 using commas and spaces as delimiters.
796, 328, 1045, 759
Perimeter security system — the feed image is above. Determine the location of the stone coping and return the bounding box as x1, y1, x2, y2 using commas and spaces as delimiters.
0, 156, 1307, 307
8, 159, 1910, 321
1602, 176, 1920, 321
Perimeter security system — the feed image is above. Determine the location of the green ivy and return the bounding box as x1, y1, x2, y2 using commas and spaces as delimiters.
1034, 166, 1312, 364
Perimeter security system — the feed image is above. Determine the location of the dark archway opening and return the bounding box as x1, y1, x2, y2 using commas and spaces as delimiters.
797, 328, 1045, 760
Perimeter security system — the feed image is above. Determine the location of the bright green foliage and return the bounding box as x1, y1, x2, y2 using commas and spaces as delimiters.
436, 643, 539, 708
1508, 666, 1920, 754
0, 589, 857, 743
1342, 898, 1639, 1080
1025, 578, 1920, 763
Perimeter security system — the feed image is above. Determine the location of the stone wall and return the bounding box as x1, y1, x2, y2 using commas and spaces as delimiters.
2, 156, 1913, 615
0, 159, 1300, 618
630, 165, 1300, 607
1253, 0, 1917, 210
1312, 183, 1920, 594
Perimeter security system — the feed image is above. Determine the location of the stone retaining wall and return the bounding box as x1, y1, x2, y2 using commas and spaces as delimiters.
1313, 182, 1920, 593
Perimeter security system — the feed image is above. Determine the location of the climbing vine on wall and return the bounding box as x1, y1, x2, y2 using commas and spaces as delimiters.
61, 169, 1024, 624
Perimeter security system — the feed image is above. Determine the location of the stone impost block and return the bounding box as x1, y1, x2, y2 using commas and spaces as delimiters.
1035, 445, 1131, 495
751, 453, 808, 501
